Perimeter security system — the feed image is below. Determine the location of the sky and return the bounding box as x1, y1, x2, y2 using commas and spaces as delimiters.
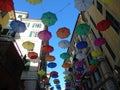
13, 0, 79, 89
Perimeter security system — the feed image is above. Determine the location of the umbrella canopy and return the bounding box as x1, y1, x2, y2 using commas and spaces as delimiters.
42, 45, 54, 53
47, 62, 57, 68
60, 52, 71, 59
75, 61, 85, 67
56, 27, 70, 39
75, 23, 90, 35
75, 0, 93, 11
45, 55, 55, 61
64, 76, 71, 80
22, 41, 35, 51
38, 70, 46, 76
63, 70, 71, 75
41, 11, 57, 26
0, 0, 14, 12
91, 50, 102, 57
51, 74, 59, 78
26, 0, 42, 4
10, 20, 26, 33
88, 65, 97, 71
76, 67, 84, 72
76, 53, 86, 60
38, 30, 52, 41
62, 62, 71, 68
89, 59, 99, 65
96, 19, 111, 31
94, 37, 106, 46
58, 40, 70, 48
28, 51, 38, 59
53, 79, 60, 84
76, 41, 88, 49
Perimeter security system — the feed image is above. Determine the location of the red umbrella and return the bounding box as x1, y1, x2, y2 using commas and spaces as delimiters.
96, 19, 111, 31
50, 71, 58, 76
56, 27, 70, 39
42, 45, 54, 53
38, 30, 52, 41
94, 37, 106, 46
28, 51, 38, 59
0, 0, 14, 12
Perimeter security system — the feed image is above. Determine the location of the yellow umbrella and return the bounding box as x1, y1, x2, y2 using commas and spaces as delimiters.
26, 0, 42, 5
22, 41, 35, 51
91, 50, 102, 57
38, 70, 45, 76
64, 75, 71, 80
100, 0, 112, 3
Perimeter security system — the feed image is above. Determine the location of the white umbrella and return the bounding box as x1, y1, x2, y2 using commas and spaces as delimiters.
76, 53, 86, 60
58, 40, 70, 49
74, 0, 93, 11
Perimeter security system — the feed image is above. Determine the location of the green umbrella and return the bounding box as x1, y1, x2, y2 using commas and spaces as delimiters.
89, 59, 99, 65
41, 11, 57, 26
22, 41, 35, 51
75, 23, 90, 35
26, 0, 42, 5
60, 52, 70, 59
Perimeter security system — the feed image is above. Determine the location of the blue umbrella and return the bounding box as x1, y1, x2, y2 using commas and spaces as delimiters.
76, 67, 84, 72
76, 41, 88, 49
10, 20, 26, 33
47, 62, 57, 68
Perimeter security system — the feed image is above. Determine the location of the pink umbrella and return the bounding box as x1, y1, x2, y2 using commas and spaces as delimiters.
94, 37, 106, 46
38, 30, 52, 41
75, 61, 85, 67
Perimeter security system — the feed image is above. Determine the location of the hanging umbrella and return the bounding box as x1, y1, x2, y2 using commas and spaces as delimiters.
58, 40, 70, 48
60, 52, 71, 59
76, 67, 84, 72
47, 62, 57, 68
96, 19, 111, 31
51, 74, 59, 78
22, 41, 35, 51
62, 62, 71, 68
53, 79, 60, 84
38, 30, 52, 41
10, 20, 27, 33
42, 45, 54, 53
56, 27, 70, 39
45, 55, 55, 61
28, 51, 38, 59
50, 71, 58, 76
88, 65, 97, 71
89, 59, 99, 65
75, 0, 93, 11
75, 23, 90, 35
76, 41, 88, 49
65, 82, 71, 87
63, 70, 71, 75
38, 70, 46, 76
41, 11, 57, 26
64, 76, 71, 80
75, 61, 85, 67
26, 0, 42, 5
0, 0, 14, 12
91, 50, 102, 57
94, 37, 106, 46
76, 53, 86, 60
100, 0, 112, 3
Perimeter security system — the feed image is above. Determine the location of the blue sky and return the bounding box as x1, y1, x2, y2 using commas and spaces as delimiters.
13, 0, 79, 89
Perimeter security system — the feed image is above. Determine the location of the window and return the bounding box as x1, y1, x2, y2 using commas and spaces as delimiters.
106, 11, 120, 34
97, 1, 102, 14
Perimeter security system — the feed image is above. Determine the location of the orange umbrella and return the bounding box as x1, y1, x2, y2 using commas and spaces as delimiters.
42, 45, 54, 53
28, 51, 38, 59
62, 62, 71, 68
45, 55, 55, 61
56, 27, 70, 39
88, 65, 97, 71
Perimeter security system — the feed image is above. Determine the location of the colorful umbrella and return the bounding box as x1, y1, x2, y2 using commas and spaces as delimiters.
51, 74, 59, 78
53, 79, 60, 84
91, 50, 102, 57
38, 70, 46, 76
96, 19, 111, 31
47, 62, 57, 68
76, 53, 86, 60
75, 0, 93, 11
94, 37, 106, 46
63, 70, 71, 75
41, 11, 57, 26
58, 40, 70, 48
76, 41, 88, 49
38, 30, 52, 41
0, 0, 14, 12
42, 45, 54, 53
28, 51, 38, 59
45, 55, 55, 61
88, 65, 97, 71
26, 0, 42, 4
76, 23, 90, 35
22, 41, 35, 51
64, 76, 71, 80
100, 0, 112, 3
50, 71, 58, 76
56, 27, 70, 39
10, 20, 26, 33
60, 52, 71, 59
75, 61, 85, 67
62, 62, 71, 68
76, 67, 84, 72
89, 59, 99, 65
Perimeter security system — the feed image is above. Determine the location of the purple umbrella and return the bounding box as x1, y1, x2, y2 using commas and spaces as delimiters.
94, 37, 106, 46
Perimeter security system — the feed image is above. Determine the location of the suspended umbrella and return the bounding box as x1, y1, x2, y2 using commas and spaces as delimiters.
63, 70, 71, 75
84, 71, 93, 76
22, 41, 35, 51
75, 73, 82, 79
75, 61, 85, 67
38, 30, 52, 41
56, 27, 70, 39
45, 55, 55, 61
38, 70, 46, 77
42, 77, 49, 83
28, 51, 38, 59
26, 0, 42, 4
50, 71, 58, 76
56, 85, 61, 89
75, 23, 90, 35
96, 19, 111, 31
47, 62, 57, 68
53, 79, 60, 84
88, 65, 97, 71
76, 53, 86, 60
65, 82, 71, 87
60, 52, 71, 59
64, 79, 71, 82
10, 20, 26, 33
76, 41, 88, 49
58, 40, 70, 48
64, 75, 71, 80
76, 67, 84, 72
51, 74, 59, 78
41, 11, 57, 26
100, 0, 112, 3
0, 0, 14, 12
75, 0, 93, 11
89, 59, 99, 65
94, 37, 106, 46
62, 62, 71, 68
42, 45, 54, 53
91, 50, 102, 57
